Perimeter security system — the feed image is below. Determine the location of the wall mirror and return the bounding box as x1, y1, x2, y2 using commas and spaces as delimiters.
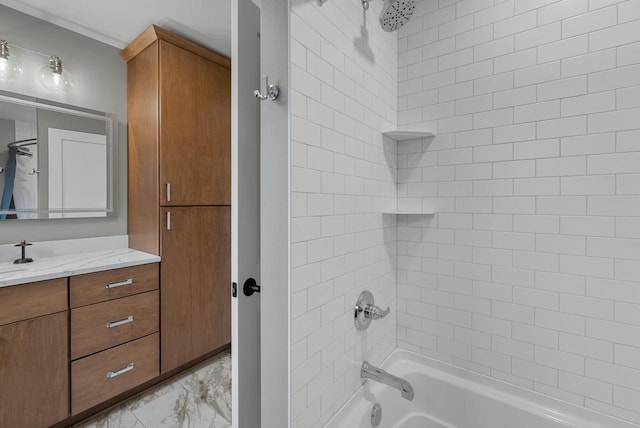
0, 90, 117, 220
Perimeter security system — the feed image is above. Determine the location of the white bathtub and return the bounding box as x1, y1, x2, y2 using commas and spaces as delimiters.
326, 349, 638, 428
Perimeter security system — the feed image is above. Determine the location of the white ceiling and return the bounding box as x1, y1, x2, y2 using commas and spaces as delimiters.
0, 0, 233, 57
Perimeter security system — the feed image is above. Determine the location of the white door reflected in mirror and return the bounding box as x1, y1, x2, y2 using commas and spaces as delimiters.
47, 128, 107, 218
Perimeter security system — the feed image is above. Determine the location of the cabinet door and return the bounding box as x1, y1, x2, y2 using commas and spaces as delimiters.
159, 41, 231, 206
160, 206, 231, 373
0, 311, 69, 427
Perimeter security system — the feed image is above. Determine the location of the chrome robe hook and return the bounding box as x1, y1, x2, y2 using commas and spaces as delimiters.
254, 75, 279, 101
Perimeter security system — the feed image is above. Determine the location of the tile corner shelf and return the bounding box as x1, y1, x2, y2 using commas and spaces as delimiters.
382, 130, 435, 141
382, 211, 436, 215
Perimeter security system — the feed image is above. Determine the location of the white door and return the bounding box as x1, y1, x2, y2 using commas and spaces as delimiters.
231, 1, 261, 427
260, 0, 290, 425
47, 128, 107, 218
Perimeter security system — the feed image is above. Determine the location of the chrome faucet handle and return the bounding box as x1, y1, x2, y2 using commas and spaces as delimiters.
354, 290, 391, 330
364, 304, 390, 320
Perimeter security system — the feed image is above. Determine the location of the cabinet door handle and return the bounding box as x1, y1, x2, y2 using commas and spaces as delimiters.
106, 315, 134, 328
106, 363, 134, 379
166, 183, 171, 202
167, 212, 171, 230
105, 278, 133, 289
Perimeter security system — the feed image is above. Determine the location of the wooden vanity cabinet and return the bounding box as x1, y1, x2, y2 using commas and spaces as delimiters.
122, 25, 232, 374
69, 264, 160, 415
0, 264, 162, 426
0, 279, 69, 428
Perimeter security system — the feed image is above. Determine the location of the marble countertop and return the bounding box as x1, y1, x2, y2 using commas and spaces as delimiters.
0, 248, 160, 288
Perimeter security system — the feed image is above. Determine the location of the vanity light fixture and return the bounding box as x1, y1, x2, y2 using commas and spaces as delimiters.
0, 39, 23, 80
38, 56, 74, 92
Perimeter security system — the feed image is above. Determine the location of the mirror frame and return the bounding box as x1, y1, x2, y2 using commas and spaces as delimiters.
0, 89, 118, 218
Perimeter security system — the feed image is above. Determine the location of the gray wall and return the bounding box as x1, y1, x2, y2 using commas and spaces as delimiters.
0, 4, 126, 244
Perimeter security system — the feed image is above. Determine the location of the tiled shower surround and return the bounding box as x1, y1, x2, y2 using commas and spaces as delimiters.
289, 0, 640, 426
396, 0, 640, 425
289, 0, 399, 426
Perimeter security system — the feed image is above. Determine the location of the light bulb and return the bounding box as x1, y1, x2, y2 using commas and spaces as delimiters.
38, 56, 73, 92
0, 40, 23, 80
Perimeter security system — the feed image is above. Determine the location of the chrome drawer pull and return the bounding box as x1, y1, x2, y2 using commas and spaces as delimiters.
106, 315, 134, 328
105, 278, 133, 289
106, 363, 134, 379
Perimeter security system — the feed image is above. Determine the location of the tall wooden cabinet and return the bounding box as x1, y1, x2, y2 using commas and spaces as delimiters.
160, 206, 231, 372
121, 26, 231, 373
158, 41, 231, 206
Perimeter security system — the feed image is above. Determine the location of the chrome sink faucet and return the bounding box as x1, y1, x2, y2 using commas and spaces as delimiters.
361, 361, 414, 401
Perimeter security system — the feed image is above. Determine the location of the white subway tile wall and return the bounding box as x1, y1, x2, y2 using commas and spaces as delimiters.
290, 0, 398, 426
397, 0, 640, 424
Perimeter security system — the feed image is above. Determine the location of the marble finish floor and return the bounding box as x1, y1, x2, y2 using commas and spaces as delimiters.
77, 349, 231, 428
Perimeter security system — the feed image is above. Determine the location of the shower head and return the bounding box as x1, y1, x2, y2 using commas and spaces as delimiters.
379, 0, 415, 32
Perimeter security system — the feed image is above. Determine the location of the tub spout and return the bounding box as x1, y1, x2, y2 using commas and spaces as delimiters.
361, 361, 414, 401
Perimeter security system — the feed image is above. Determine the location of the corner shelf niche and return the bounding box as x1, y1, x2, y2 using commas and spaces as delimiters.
382, 130, 435, 141
382, 130, 438, 216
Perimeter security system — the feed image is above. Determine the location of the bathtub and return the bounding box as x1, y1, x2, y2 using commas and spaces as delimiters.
326, 349, 638, 428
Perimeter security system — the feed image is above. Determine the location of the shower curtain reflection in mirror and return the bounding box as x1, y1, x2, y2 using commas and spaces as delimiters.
1, 121, 39, 220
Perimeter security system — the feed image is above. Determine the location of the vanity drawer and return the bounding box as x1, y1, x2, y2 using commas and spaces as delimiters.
71, 332, 159, 415
70, 263, 159, 308
71, 290, 159, 359
0, 278, 67, 326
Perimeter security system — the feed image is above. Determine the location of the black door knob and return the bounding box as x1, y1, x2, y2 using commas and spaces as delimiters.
243, 278, 261, 296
